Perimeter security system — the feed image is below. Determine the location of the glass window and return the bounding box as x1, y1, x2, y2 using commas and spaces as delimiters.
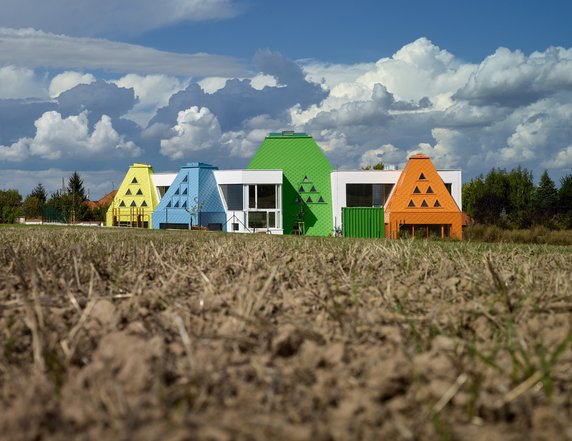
221, 184, 243, 210
381, 184, 394, 205
346, 184, 372, 207
445, 183, 452, 195
248, 211, 267, 228
249, 185, 256, 208
257, 185, 276, 208
269, 212, 276, 228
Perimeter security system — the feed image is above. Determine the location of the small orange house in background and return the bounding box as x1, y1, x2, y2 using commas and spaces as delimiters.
385, 154, 462, 239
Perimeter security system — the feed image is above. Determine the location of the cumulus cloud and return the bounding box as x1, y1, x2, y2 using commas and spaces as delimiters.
0, 111, 141, 162
49, 71, 96, 98
0, 65, 48, 99
454, 46, 572, 107
113, 74, 189, 126
0, 28, 248, 77
0, 0, 242, 37
160, 107, 222, 160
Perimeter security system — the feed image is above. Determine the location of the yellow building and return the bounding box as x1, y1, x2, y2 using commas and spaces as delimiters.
106, 163, 164, 228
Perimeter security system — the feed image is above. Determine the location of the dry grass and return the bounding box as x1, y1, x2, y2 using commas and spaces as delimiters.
1, 226, 571, 440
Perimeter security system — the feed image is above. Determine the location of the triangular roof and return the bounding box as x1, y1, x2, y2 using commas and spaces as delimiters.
385, 154, 460, 213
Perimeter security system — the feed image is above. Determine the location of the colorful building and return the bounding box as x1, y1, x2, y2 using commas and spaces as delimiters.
107, 133, 463, 239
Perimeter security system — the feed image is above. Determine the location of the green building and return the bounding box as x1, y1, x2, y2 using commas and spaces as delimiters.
248, 132, 333, 236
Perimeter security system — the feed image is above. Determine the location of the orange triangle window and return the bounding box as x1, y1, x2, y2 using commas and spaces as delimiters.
427, 186, 434, 194
434, 200, 441, 208
413, 186, 421, 194
408, 200, 415, 207
419, 172, 426, 180
421, 200, 428, 207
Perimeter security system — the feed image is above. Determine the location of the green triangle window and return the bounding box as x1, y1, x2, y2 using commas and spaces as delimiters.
119, 201, 126, 207
136, 189, 143, 195
299, 186, 305, 193
303, 176, 309, 182
413, 186, 421, 194
130, 201, 137, 207
306, 196, 313, 203
421, 200, 428, 207
141, 201, 147, 207
434, 200, 441, 208
419, 173, 426, 180
318, 196, 325, 203
125, 188, 132, 195
131, 177, 138, 184
310, 186, 317, 192
408, 200, 415, 207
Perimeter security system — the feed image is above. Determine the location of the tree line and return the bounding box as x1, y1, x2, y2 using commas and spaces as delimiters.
463, 167, 572, 229
0, 172, 109, 224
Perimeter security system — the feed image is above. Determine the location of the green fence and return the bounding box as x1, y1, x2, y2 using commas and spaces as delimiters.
342, 207, 384, 238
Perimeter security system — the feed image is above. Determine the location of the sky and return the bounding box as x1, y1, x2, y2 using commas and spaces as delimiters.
1, 0, 572, 199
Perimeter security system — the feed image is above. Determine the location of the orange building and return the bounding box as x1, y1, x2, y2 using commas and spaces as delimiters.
385, 154, 462, 239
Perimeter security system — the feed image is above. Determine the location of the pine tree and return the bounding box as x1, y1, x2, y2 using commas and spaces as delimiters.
534, 170, 558, 224
67, 172, 86, 201
30, 183, 47, 203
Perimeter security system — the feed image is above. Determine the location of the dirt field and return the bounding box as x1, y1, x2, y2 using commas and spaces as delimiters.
1, 226, 571, 441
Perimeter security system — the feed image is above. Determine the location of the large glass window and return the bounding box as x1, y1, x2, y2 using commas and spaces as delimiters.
347, 183, 394, 207
221, 184, 243, 210
248, 211, 277, 229
257, 185, 276, 208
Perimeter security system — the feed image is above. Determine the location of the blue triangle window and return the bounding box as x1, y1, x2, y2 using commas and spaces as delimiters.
174, 201, 179, 208
166, 201, 171, 208
182, 188, 188, 195
182, 200, 187, 208
182, 176, 188, 183
174, 188, 179, 195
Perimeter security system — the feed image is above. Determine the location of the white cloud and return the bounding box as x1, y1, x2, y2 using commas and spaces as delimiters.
0, 0, 241, 37
160, 106, 222, 159
0, 111, 141, 162
0, 28, 248, 77
0, 65, 47, 99
49, 71, 96, 98
113, 74, 189, 126
543, 145, 572, 168
360, 144, 405, 169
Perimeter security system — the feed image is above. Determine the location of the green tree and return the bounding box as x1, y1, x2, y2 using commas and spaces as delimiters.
30, 183, 47, 204
47, 190, 75, 223
362, 162, 385, 170
67, 172, 86, 201
462, 175, 486, 218
534, 170, 558, 225
558, 174, 572, 228
22, 196, 43, 219
0, 189, 22, 223
507, 166, 534, 228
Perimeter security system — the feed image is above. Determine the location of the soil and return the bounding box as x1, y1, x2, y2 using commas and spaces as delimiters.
1, 226, 571, 440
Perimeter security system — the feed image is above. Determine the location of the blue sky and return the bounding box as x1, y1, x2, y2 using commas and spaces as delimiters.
1, 0, 572, 198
